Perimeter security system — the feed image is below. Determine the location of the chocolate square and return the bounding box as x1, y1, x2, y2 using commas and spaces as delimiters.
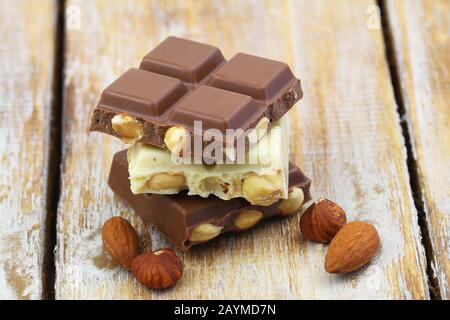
167, 85, 264, 131
209, 53, 295, 101
99, 68, 187, 119
140, 36, 225, 84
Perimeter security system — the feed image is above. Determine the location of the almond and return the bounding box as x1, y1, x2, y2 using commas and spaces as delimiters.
325, 221, 380, 273
300, 199, 347, 243
102, 216, 140, 270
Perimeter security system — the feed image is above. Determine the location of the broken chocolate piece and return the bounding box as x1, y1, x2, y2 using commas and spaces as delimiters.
91, 37, 302, 160
108, 150, 311, 251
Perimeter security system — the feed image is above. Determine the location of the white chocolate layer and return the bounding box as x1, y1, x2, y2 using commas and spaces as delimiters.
128, 117, 290, 205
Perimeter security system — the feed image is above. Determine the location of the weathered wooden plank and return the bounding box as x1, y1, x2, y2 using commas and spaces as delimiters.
55, 0, 429, 299
0, 0, 56, 299
386, 0, 450, 299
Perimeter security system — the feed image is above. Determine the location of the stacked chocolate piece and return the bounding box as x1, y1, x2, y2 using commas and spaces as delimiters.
91, 37, 311, 251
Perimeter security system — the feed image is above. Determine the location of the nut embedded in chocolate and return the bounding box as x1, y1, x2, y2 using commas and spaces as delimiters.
145, 173, 186, 191
189, 223, 223, 243
278, 187, 305, 215
234, 210, 263, 229
242, 174, 284, 206
111, 114, 144, 144
164, 126, 190, 156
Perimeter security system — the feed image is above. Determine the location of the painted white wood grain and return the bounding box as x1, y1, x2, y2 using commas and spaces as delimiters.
387, 0, 450, 299
55, 0, 429, 299
0, 0, 55, 299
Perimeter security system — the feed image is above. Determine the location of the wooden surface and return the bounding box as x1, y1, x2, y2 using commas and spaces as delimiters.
0, 0, 448, 299
387, 0, 450, 299
54, 0, 429, 299
0, 0, 55, 299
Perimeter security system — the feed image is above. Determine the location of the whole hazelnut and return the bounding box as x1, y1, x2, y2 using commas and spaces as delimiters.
132, 248, 183, 289
300, 199, 347, 243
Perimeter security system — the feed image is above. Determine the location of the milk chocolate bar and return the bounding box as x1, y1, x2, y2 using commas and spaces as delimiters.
128, 117, 290, 206
91, 37, 302, 159
108, 150, 311, 251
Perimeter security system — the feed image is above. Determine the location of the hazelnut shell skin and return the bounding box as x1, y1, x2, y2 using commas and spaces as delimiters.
132, 248, 183, 289
300, 199, 347, 243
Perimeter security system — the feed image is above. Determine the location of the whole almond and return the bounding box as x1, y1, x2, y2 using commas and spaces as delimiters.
325, 221, 380, 273
102, 216, 140, 269
300, 199, 347, 243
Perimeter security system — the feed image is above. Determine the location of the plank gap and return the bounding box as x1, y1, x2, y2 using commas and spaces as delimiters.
42, 0, 66, 300
378, 0, 441, 300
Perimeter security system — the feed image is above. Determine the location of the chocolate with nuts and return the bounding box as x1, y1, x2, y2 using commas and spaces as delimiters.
127, 117, 290, 206
108, 150, 311, 251
90, 37, 302, 160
